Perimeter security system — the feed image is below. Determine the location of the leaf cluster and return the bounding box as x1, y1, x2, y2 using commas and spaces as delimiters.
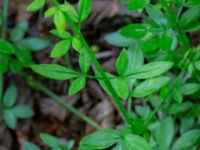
23, 133, 75, 150
25, 0, 200, 149
0, 21, 49, 74
0, 84, 34, 129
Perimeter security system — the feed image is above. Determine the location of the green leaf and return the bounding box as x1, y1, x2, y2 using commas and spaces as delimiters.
186, 105, 200, 118
131, 76, 170, 97
60, 2, 78, 23
44, 7, 57, 18
50, 29, 71, 39
80, 129, 120, 149
126, 61, 173, 79
126, 46, 144, 87
104, 32, 135, 47
174, 129, 200, 149
168, 102, 192, 115
54, 11, 66, 32
51, 39, 71, 58
3, 109, 17, 129
40, 133, 60, 148
146, 5, 168, 26
141, 38, 159, 53
31, 64, 79, 80
0, 39, 14, 54
160, 86, 170, 101
160, 30, 174, 51
116, 48, 128, 76
3, 85, 17, 108
78, 0, 92, 22
115, 78, 129, 100
68, 76, 86, 96
195, 60, 200, 71
23, 142, 41, 150
19, 37, 50, 51
112, 142, 128, 150
183, 20, 200, 32
11, 21, 29, 42
14, 49, 32, 63
180, 118, 194, 134
72, 37, 82, 53
185, 0, 200, 7
119, 24, 147, 39
128, 0, 150, 11
0, 53, 10, 73
157, 117, 174, 150
172, 80, 183, 103
13, 105, 34, 119
66, 140, 75, 149
126, 46, 144, 74
27, 0, 45, 12
79, 52, 90, 73
124, 134, 152, 150
127, 119, 146, 136
10, 60, 23, 74
180, 7, 200, 28
181, 83, 200, 95
135, 106, 150, 119
172, 88, 183, 103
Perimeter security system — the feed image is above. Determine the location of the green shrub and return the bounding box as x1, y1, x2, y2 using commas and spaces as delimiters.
12, 0, 200, 149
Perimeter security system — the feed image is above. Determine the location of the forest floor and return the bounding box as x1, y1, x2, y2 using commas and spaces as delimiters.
0, 0, 200, 150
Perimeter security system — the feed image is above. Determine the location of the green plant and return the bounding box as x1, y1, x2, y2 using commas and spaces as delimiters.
23, 133, 75, 150
0, 0, 100, 132
0, 0, 37, 130
0, 84, 34, 129
27, 0, 200, 149
0, 0, 97, 133
0, 21, 49, 74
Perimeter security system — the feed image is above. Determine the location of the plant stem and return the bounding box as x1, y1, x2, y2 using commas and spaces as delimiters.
144, 98, 165, 127
127, 97, 132, 113
63, 14, 131, 126
26, 75, 101, 130
1, 0, 9, 39
144, 69, 185, 127
176, 0, 186, 19
50, 0, 59, 6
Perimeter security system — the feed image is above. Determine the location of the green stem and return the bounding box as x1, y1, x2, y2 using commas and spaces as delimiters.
127, 97, 132, 113
144, 98, 165, 127
63, 14, 131, 126
26, 76, 101, 130
50, 0, 59, 6
176, 0, 186, 19
1, 0, 8, 39
144, 69, 185, 127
